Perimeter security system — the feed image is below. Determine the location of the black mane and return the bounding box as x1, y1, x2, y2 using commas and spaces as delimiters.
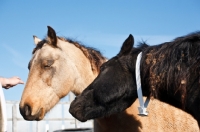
138, 31, 200, 109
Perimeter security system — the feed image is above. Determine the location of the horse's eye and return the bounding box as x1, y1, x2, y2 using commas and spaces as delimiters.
44, 60, 54, 68
100, 65, 106, 71
100, 66, 103, 71
28, 62, 31, 70
28, 60, 33, 70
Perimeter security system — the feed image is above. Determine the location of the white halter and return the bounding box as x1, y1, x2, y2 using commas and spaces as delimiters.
135, 52, 149, 116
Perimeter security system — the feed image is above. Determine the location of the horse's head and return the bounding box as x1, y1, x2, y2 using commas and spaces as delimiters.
69, 34, 141, 122
19, 26, 105, 121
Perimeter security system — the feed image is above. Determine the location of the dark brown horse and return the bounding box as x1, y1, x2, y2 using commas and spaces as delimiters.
69, 32, 200, 128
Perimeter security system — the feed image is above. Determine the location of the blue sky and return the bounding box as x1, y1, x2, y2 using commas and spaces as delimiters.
0, 1, 200, 101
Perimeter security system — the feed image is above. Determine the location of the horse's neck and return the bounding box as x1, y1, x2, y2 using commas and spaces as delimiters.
140, 49, 185, 109
94, 102, 140, 132
58, 40, 100, 95
94, 98, 199, 132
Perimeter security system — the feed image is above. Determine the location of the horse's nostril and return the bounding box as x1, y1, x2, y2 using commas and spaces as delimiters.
24, 104, 31, 116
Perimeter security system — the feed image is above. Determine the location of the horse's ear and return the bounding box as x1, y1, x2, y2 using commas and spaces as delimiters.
33, 35, 41, 45
47, 26, 57, 47
118, 34, 134, 56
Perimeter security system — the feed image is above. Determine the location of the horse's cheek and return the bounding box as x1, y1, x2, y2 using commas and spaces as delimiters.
46, 77, 52, 86
41, 69, 54, 86
41, 74, 51, 86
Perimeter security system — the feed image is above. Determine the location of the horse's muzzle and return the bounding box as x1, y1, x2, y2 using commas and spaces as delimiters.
69, 99, 88, 122
19, 104, 43, 121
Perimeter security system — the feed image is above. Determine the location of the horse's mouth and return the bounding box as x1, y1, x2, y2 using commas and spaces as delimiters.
69, 106, 87, 122
72, 112, 87, 122
22, 111, 42, 121
20, 106, 45, 121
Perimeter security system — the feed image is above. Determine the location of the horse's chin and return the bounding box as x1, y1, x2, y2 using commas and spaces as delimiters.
23, 113, 44, 121
24, 116, 44, 121
70, 113, 87, 122
75, 116, 88, 122
72, 113, 88, 122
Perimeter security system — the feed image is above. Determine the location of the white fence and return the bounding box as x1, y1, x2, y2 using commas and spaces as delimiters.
5, 93, 93, 132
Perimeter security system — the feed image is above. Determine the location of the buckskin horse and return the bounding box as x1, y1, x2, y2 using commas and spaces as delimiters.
19, 26, 198, 132
69, 33, 200, 131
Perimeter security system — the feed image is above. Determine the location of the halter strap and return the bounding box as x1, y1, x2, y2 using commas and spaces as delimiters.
135, 52, 149, 115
